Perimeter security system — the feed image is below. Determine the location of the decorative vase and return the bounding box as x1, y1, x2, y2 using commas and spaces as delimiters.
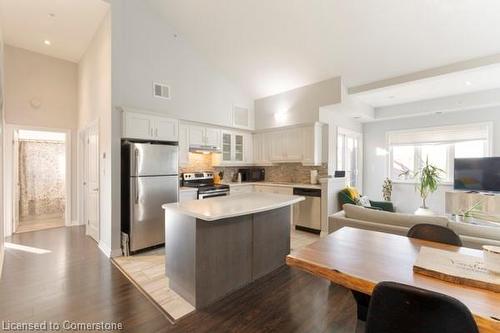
415, 207, 435, 216
455, 214, 464, 223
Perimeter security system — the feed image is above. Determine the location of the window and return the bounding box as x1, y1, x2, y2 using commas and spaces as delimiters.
337, 129, 362, 187
388, 123, 491, 182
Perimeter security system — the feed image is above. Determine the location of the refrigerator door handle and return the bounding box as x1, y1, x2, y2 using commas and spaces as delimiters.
135, 178, 140, 204
134, 148, 139, 175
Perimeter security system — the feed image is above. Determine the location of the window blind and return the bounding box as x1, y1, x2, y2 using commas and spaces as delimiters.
387, 123, 491, 145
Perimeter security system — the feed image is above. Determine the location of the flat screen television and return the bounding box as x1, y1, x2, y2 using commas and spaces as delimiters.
454, 157, 500, 192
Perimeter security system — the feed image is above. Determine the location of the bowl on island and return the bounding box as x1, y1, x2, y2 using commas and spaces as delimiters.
483, 245, 500, 274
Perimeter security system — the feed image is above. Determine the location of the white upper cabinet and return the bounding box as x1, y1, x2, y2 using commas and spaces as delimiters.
213, 130, 253, 166
188, 125, 221, 148
301, 123, 323, 166
188, 125, 206, 146
122, 111, 179, 142
179, 124, 189, 166
155, 116, 179, 141
254, 123, 323, 166
205, 127, 221, 147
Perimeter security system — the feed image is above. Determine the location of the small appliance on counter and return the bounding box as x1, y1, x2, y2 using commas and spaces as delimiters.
238, 168, 265, 182
182, 172, 230, 199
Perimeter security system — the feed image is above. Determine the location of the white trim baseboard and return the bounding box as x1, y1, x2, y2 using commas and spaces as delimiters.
98, 241, 122, 258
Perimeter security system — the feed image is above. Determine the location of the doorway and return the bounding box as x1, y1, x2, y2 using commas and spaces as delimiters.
14, 129, 68, 233
337, 128, 363, 189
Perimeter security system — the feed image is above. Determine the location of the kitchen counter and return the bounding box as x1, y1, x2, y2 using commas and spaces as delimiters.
179, 186, 198, 192
162, 192, 303, 308
163, 192, 304, 221
223, 181, 322, 189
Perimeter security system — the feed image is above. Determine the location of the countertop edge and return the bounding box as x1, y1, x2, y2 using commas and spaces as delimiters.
163, 196, 305, 221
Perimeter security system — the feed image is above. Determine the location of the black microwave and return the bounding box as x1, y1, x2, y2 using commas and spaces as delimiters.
238, 168, 265, 182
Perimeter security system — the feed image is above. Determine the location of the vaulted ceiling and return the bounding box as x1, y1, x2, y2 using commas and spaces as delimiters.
147, 0, 500, 99
0, 0, 109, 62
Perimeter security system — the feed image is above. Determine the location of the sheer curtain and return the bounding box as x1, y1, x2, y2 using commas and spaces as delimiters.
18, 140, 66, 220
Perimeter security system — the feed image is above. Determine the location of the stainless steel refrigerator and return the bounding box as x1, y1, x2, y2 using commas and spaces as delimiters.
121, 142, 178, 254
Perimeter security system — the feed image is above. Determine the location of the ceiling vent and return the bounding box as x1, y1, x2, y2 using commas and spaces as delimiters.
233, 105, 249, 128
153, 82, 171, 100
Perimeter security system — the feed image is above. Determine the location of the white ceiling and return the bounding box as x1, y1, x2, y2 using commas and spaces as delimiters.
352, 64, 500, 107
0, 0, 109, 63
147, 0, 500, 99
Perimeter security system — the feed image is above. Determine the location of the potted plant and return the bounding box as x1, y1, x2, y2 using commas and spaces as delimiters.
382, 178, 392, 201
414, 158, 443, 216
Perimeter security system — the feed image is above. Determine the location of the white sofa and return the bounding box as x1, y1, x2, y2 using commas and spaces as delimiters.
329, 204, 500, 249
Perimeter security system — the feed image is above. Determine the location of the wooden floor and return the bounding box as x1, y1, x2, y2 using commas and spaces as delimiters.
0, 226, 360, 333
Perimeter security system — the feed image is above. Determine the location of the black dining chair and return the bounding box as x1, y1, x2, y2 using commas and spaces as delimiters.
366, 281, 479, 333
407, 223, 463, 246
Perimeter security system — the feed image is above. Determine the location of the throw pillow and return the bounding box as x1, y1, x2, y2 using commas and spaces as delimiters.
346, 187, 360, 200
355, 196, 372, 207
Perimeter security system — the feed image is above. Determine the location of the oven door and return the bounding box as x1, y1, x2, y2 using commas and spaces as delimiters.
198, 189, 230, 199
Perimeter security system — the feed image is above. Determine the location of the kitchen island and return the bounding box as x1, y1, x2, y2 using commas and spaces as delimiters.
162, 192, 304, 308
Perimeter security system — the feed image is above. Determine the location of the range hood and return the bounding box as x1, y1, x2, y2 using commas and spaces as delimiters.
189, 144, 221, 154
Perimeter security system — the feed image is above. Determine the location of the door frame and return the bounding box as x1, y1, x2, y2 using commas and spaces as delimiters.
4, 124, 72, 236
337, 127, 363, 191
78, 119, 100, 241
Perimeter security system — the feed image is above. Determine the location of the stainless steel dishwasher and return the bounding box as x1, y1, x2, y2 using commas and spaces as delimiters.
293, 187, 321, 233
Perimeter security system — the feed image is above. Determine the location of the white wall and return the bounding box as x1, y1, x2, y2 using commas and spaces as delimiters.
255, 77, 342, 130
3, 45, 79, 231
0, 21, 5, 277
111, 0, 254, 129
363, 106, 500, 214
78, 11, 114, 256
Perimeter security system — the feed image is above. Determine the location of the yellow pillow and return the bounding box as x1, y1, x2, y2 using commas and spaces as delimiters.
346, 187, 360, 199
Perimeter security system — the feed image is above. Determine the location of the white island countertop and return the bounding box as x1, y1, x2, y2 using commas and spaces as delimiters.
162, 192, 305, 221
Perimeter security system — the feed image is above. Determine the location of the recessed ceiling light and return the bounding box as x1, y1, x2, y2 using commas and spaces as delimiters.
465, 81, 472, 86
44, 40, 51, 46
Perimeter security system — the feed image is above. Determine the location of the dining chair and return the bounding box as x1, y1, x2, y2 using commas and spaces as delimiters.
407, 223, 463, 246
366, 281, 479, 333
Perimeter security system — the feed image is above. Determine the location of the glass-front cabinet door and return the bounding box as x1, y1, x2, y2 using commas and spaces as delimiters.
222, 132, 232, 161
234, 134, 243, 161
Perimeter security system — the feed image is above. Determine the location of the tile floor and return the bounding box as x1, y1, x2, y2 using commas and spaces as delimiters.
113, 229, 320, 321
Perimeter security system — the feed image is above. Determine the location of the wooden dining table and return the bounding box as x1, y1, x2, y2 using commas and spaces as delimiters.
286, 227, 500, 333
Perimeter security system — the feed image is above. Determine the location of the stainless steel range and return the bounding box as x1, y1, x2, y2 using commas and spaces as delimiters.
182, 172, 230, 199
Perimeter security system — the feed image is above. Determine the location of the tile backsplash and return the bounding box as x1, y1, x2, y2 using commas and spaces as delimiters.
180, 153, 327, 184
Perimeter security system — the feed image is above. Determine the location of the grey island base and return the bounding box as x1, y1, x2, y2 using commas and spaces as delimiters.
162, 192, 305, 309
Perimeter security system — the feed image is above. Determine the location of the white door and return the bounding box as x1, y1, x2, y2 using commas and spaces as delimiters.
337, 128, 362, 188
12, 130, 20, 232
85, 125, 100, 242
205, 127, 221, 148
155, 117, 178, 141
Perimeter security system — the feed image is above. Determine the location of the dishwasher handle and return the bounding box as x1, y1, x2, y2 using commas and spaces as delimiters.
293, 187, 321, 197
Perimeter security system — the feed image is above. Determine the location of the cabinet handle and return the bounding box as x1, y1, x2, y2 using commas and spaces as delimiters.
155, 128, 158, 137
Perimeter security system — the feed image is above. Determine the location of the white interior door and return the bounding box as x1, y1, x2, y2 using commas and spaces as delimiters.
85, 124, 100, 242
337, 128, 363, 189
12, 130, 20, 232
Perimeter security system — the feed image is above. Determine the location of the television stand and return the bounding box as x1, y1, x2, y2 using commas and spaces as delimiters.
445, 191, 500, 218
